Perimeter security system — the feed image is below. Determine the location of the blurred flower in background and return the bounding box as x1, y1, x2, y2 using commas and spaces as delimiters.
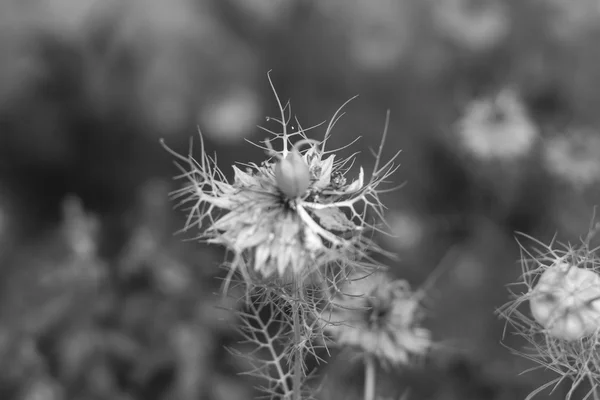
430, 0, 510, 52
543, 128, 600, 190
546, 0, 600, 41
455, 88, 539, 162
324, 273, 431, 367
319, 0, 418, 72
448, 88, 541, 218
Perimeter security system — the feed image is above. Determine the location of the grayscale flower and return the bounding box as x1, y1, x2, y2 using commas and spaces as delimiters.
543, 128, 600, 189
324, 272, 431, 366
456, 89, 538, 161
163, 75, 399, 288
499, 224, 600, 400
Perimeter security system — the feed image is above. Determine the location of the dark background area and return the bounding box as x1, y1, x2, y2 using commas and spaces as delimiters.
0, 0, 599, 399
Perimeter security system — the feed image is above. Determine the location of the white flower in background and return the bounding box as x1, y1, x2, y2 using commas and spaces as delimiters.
431, 0, 510, 52
546, 0, 600, 41
456, 89, 539, 161
324, 272, 431, 367
543, 129, 600, 189
318, 0, 416, 71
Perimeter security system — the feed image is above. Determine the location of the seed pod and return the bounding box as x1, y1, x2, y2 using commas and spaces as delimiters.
274, 149, 310, 198
529, 261, 600, 341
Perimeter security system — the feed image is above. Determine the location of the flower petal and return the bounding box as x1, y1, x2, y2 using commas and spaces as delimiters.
344, 167, 365, 193
232, 165, 259, 187
313, 155, 336, 189
311, 207, 356, 232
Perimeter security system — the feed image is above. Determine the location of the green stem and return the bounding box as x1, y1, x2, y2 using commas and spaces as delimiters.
292, 286, 302, 400
364, 355, 376, 400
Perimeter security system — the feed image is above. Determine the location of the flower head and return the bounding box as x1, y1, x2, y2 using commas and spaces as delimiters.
162, 73, 400, 288
319, 0, 415, 71
499, 221, 600, 399
274, 148, 311, 198
543, 128, 600, 189
455, 88, 538, 162
546, 0, 600, 41
529, 260, 600, 341
324, 272, 430, 367
431, 0, 510, 52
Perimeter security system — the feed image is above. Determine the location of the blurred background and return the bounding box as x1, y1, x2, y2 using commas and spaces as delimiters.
0, 0, 599, 399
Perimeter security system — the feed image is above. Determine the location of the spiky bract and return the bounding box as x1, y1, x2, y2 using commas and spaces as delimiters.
499, 218, 600, 400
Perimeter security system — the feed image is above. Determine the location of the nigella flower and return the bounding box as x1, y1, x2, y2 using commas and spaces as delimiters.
162, 74, 399, 288
499, 223, 600, 400
546, 0, 600, 41
319, 0, 415, 72
455, 88, 539, 162
543, 128, 600, 190
431, 0, 510, 52
323, 272, 431, 367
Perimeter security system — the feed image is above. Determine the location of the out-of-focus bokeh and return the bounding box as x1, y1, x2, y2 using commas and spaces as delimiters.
0, 0, 599, 399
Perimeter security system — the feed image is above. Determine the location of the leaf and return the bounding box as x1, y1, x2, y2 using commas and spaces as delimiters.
311, 207, 356, 232
344, 167, 364, 193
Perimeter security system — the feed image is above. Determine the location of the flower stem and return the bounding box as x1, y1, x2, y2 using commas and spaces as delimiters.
292, 286, 302, 400
364, 355, 376, 400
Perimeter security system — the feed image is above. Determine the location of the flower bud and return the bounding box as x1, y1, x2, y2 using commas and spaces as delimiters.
530, 261, 600, 341
274, 149, 310, 198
